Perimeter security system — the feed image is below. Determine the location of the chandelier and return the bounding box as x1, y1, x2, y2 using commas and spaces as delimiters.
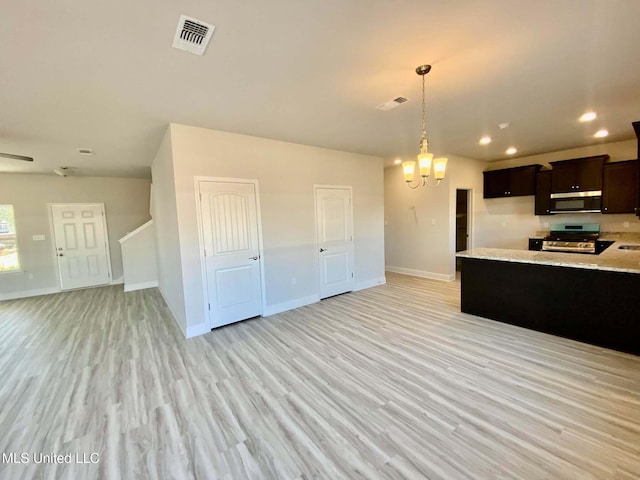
402, 64, 448, 188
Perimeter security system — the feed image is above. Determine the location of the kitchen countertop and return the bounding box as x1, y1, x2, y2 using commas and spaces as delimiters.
457, 239, 640, 274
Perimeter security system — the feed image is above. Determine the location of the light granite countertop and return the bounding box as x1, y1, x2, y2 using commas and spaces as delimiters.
457, 238, 640, 274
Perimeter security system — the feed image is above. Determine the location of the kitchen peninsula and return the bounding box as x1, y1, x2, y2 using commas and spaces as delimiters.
457, 239, 640, 355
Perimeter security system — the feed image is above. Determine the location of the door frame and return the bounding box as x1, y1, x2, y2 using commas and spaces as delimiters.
47, 203, 113, 291
449, 187, 474, 277
313, 184, 354, 298
194, 177, 266, 330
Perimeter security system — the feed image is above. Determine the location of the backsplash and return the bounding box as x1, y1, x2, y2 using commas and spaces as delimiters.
537, 213, 640, 234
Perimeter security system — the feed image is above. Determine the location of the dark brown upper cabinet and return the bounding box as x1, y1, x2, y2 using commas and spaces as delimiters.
549, 155, 608, 193
602, 160, 639, 214
534, 170, 553, 215
483, 165, 542, 199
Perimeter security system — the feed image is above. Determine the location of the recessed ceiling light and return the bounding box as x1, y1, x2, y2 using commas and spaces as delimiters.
594, 129, 608, 138
579, 112, 597, 122
498, 122, 510, 130
77, 148, 94, 155
479, 136, 491, 145
394, 158, 402, 165
506, 147, 517, 155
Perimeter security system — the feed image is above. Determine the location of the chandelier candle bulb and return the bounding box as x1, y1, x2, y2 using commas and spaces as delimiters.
418, 153, 433, 177
433, 157, 448, 180
402, 161, 416, 182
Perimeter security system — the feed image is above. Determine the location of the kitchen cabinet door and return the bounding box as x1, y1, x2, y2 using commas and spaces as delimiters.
509, 165, 539, 196
483, 165, 541, 198
535, 170, 553, 215
576, 157, 606, 191
483, 170, 510, 198
602, 160, 639, 214
550, 155, 607, 193
550, 163, 576, 193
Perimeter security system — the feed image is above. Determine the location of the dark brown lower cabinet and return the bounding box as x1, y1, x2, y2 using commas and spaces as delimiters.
460, 258, 640, 355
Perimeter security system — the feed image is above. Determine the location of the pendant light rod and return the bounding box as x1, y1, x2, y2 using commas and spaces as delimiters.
402, 64, 448, 189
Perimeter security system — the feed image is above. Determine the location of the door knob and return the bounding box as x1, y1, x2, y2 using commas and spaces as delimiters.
58, 254, 64, 257
249, 255, 259, 260
320, 248, 327, 252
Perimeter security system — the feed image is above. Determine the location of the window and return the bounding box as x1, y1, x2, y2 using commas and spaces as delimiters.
0, 205, 20, 272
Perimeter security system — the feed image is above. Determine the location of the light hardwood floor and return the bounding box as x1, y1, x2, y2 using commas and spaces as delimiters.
1, 273, 639, 479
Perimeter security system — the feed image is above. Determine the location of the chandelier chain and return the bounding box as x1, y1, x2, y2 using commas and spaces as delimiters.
422, 73, 426, 140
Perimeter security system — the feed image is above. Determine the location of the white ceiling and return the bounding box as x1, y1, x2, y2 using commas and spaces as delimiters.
1, 0, 639, 177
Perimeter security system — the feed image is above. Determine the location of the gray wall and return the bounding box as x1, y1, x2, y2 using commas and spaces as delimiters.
155, 123, 386, 337
384, 138, 640, 282
0, 173, 150, 299
150, 130, 187, 330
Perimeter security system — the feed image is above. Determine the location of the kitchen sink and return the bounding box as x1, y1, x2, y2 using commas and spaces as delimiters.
618, 245, 640, 250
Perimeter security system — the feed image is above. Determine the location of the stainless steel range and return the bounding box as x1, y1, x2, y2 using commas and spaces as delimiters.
542, 223, 600, 254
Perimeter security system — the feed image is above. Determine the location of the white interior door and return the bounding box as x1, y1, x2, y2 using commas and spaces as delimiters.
199, 181, 263, 328
315, 186, 355, 299
51, 204, 111, 290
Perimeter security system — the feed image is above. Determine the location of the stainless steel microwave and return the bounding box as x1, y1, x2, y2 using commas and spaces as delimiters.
549, 190, 602, 213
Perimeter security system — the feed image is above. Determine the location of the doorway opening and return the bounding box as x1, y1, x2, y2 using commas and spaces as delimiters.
456, 189, 470, 272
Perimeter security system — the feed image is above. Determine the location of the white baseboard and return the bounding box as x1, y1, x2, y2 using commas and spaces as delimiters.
110, 276, 124, 285
186, 322, 210, 338
0, 287, 60, 301
263, 294, 320, 317
157, 286, 187, 337
354, 276, 387, 291
124, 280, 159, 292
385, 266, 455, 282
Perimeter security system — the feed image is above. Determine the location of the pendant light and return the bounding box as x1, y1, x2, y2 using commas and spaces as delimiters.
402, 64, 448, 188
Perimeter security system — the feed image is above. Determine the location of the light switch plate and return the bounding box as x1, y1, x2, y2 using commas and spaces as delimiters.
32, 235, 45, 241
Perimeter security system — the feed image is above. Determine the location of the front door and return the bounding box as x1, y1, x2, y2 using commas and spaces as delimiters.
315, 186, 355, 299
51, 204, 111, 290
199, 181, 263, 328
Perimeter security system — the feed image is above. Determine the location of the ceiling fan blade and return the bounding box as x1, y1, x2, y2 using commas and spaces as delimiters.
0, 152, 34, 162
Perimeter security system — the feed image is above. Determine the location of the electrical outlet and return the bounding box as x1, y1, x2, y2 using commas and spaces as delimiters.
291, 277, 297, 285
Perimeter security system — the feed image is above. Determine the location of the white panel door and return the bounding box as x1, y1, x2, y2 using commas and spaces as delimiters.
51, 204, 111, 290
315, 187, 355, 299
199, 181, 262, 328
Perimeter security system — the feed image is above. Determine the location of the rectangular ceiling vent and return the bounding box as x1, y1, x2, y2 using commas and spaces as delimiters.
376, 96, 408, 111
172, 15, 215, 55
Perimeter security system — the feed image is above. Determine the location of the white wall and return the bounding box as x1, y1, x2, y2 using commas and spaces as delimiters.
384, 139, 640, 283
486, 139, 637, 170
384, 163, 453, 280
486, 139, 640, 235
385, 155, 489, 281
161, 123, 386, 337
0, 173, 150, 299
150, 130, 187, 331
119, 220, 158, 292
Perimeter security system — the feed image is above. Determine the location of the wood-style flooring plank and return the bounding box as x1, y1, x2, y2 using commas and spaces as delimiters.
1, 273, 639, 479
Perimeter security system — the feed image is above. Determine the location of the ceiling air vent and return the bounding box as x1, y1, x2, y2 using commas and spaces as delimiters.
172, 15, 215, 55
376, 96, 408, 112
